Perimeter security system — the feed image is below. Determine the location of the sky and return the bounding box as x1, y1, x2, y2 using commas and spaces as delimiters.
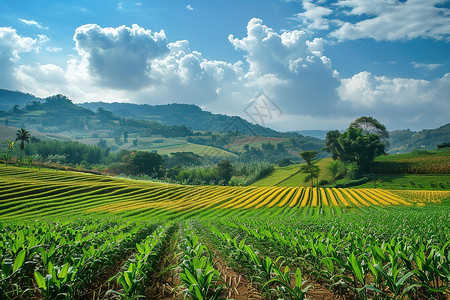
0, 0, 449, 131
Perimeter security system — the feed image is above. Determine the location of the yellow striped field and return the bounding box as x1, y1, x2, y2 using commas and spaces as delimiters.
1, 166, 445, 220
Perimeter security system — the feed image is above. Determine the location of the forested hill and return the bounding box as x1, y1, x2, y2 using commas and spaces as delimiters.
389, 123, 450, 153
0, 89, 42, 111
79, 102, 299, 138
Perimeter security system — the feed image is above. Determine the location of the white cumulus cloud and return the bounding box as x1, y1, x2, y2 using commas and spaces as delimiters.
293, 0, 333, 30
338, 71, 450, 127
229, 18, 340, 115
73, 24, 170, 89
0, 27, 36, 89
331, 0, 450, 41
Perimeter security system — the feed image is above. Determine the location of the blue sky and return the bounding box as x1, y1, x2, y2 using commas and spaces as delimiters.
0, 0, 449, 131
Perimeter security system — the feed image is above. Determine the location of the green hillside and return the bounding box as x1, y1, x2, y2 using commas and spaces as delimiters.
389, 123, 450, 153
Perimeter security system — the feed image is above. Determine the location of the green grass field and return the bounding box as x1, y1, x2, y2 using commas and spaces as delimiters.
253, 158, 333, 187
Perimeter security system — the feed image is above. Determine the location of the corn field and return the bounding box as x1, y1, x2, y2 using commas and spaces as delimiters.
1, 165, 449, 299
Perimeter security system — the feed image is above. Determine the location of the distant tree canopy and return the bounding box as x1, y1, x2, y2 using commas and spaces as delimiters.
217, 160, 233, 185
25, 140, 110, 165
325, 117, 387, 170
125, 151, 164, 177
437, 142, 450, 149
165, 152, 202, 168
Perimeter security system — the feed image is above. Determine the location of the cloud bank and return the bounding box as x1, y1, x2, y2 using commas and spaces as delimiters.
0, 18, 448, 130
294, 0, 450, 42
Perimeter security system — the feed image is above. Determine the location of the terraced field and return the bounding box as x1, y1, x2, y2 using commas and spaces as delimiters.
0, 165, 438, 221
1, 165, 449, 299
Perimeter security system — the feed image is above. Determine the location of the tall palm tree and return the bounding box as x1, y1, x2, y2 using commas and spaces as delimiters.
15, 128, 30, 163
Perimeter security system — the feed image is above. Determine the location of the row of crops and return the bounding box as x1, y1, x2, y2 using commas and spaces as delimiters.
1, 166, 449, 222
1, 209, 449, 299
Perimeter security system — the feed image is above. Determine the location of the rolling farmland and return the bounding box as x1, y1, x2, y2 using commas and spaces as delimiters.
1, 165, 449, 299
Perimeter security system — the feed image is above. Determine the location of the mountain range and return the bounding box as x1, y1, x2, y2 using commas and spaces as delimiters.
0, 89, 448, 154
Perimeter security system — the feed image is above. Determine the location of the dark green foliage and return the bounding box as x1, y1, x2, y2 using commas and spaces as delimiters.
323, 130, 341, 160
324, 117, 388, 171
337, 127, 386, 169
326, 160, 346, 182
15, 128, 30, 152
277, 158, 293, 167
165, 152, 202, 168
25, 140, 110, 165
217, 160, 233, 185
437, 142, 450, 149
97, 139, 107, 148
167, 165, 183, 179
177, 167, 218, 185
125, 151, 164, 177
240, 141, 298, 164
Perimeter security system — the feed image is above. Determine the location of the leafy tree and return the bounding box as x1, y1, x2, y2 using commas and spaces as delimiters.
2, 140, 15, 165
350, 116, 389, 147
323, 130, 341, 160
324, 117, 388, 171
338, 126, 385, 169
97, 139, 107, 148
126, 151, 164, 177
167, 165, 183, 179
123, 131, 128, 143
25, 156, 34, 167
300, 150, 318, 165
15, 128, 30, 162
217, 160, 233, 185
326, 160, 346, 182
300, 164, 320, 187
299, 151, 319, 187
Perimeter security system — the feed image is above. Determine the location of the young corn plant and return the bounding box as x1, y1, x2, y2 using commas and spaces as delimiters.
179, 226, 223, 300
264, 267, 312, 300
34, 262, 77, 300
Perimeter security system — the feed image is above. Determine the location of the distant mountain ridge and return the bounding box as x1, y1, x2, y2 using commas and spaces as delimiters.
0, 89, 42, 111
79, 102, 301, 138
389, 123, 450, 153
